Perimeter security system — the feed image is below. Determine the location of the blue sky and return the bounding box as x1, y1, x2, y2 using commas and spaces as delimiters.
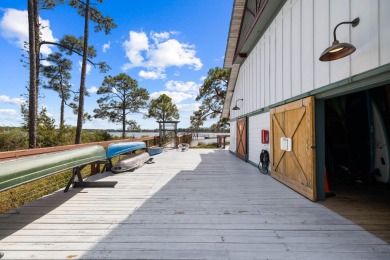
0, 0, 233, 130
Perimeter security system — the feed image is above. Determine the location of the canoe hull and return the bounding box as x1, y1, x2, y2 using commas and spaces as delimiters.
106, 142, 146, 158
111, 152, 151, 173
0, 145, 106, 192
148, 147, 163, 156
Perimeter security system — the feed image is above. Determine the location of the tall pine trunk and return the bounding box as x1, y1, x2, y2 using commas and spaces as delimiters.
60, 98, 65, 130
28, 0, 37, 148
75, 0, 90, 144
34, 0, 39, 103
122, 105, 126, 139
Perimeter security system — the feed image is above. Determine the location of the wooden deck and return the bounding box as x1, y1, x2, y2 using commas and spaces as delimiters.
320, 181, 390, 244
1, 148, 390, 259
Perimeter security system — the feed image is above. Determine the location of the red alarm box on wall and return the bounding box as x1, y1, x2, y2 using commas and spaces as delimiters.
261, 129, 269, 144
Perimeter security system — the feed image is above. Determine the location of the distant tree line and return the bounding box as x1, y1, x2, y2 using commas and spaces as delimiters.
26, 0, 115, 148
22, 1, 230, 150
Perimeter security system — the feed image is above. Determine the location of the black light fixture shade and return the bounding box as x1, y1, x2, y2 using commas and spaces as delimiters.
319, 17, 360, 61
232, 98, 243, 110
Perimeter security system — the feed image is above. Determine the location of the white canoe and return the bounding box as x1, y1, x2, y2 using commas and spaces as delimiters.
372, 100, 390, 183
111, 152, 151, 173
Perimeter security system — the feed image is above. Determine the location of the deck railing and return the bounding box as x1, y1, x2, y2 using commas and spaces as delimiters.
0, 136, 160, 162
175, 134, 192, 148
0, 136, 160, 214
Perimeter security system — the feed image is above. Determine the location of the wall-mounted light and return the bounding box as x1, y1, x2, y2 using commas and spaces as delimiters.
319, 17, 360, 61
232, 98, 243, 110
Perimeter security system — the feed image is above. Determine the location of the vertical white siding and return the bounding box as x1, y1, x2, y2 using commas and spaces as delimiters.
282, 3, 292, 99
231, 0, 390, 120
275, 12, 284, 102
329, 0, 350, 83
248, 113, 270, 165
351, 0, 380, 75
261, 39, 266, 107
301, 0, 314, 93
313, 0, 330, 89
380, 0, 390, 65
229, 120, 237, 153
270, 28, 276, 105
250, 55, 256, 111
264, 33, 271, 107
291, 0, 301, 97
254, 45, 260, 110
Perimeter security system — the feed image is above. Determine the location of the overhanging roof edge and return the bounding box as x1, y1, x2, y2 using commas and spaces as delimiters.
223, 0, 246, 69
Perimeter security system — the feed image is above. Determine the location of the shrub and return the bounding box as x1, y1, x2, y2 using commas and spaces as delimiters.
0, 128, 28, 151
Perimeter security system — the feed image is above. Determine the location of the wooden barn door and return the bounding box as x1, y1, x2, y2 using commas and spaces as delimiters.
236, 117, 247, 161
270, 96, 316, 201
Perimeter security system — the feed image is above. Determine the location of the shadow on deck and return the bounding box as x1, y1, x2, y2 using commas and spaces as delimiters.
0, 149, 390, 259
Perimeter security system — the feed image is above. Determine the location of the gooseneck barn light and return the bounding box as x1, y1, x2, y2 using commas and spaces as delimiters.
319, 17, 360, 61
232, 98, 243, 110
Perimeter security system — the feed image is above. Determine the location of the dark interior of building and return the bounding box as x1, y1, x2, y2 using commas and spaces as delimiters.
322, 85, 390, 243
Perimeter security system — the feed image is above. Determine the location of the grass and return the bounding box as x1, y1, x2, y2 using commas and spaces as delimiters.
192, 142, 219, 149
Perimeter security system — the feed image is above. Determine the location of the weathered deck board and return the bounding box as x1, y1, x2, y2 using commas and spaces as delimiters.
0, 148, 389, 259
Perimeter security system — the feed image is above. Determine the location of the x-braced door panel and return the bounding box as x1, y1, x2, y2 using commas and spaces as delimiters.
236, 118, 247, 161
270, 97, 317, 201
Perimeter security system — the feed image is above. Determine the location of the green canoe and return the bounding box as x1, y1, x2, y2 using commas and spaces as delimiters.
0, 145, 106, 192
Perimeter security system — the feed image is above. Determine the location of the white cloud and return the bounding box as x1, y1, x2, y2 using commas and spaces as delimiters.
150, 31, 170, 44
39, 17, 56, 55
122, 31, 149, 69
148, 39, 202, 70
0, 109, 17, 115
0, 8, 56, 55
0, 95, 26, 105
165, 80, 200, 93
122, 30, 203, 76
199, 76, 207, 82
88, 86, 99, 94
149, 91, 194, 104
176, 103, 201, 112
138, 69, 166, 80
102, 41, 111, 53
78, 61, 91, 74
0, 109, 22, 126
40, 60, 51, 66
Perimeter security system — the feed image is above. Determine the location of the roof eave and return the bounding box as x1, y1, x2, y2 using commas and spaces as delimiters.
222, 0, 286, 119
223, 0, 246, 69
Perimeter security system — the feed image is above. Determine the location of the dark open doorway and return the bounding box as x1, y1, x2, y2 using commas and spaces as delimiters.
323, 84, 390, 243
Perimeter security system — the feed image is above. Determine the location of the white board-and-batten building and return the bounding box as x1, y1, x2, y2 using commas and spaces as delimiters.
223, 0, 390, 201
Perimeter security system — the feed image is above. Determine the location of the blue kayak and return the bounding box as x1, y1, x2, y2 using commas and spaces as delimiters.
106, 142, 146, 158
148, 146, 163, 156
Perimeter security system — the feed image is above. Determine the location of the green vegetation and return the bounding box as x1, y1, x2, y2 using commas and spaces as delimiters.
191, 141, 231, 149
26, 0, 116, 147
0, 128, 28, 151
145, 94, 179, 121
42, 52, 73, 130
191, 67, 230, 132
0, 126, 117, 152
94, 73, 149, 138
192, 142, 219, 148
0, 163, 98, 214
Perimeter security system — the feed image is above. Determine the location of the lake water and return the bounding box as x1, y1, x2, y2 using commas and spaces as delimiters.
109, 132, 159, 138
108, 131, 230, 146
